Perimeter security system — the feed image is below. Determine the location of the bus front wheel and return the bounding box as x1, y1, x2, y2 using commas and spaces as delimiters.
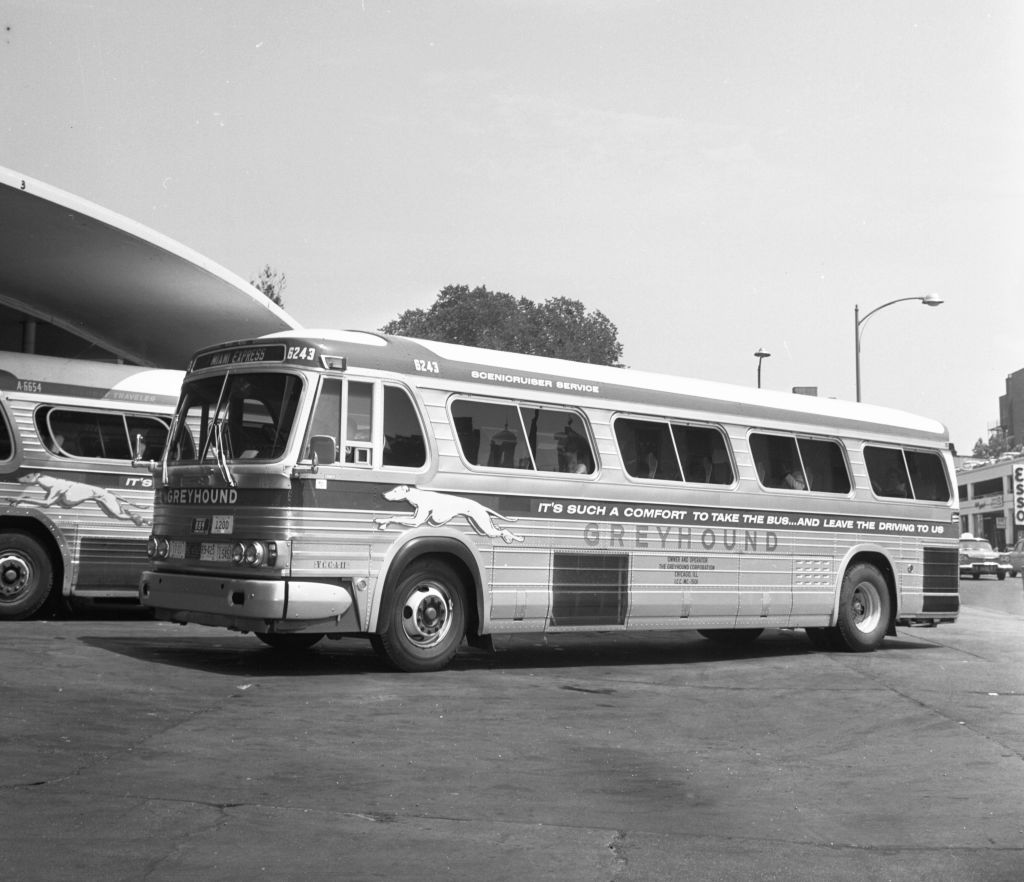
378, 560, 466, 673
834, 563, 890, 652
0, 531, 55, 620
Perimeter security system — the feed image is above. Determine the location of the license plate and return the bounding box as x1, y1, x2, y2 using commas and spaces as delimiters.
168, 540, 186, 559
211, 515, 234, 534
200, 543, 234, 562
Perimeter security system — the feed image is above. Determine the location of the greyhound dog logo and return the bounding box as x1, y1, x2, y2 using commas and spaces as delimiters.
6, 473, 150, 527
374, 485, 524, 544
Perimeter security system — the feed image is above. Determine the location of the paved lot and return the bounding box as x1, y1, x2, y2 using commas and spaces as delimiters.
2, 581, 1023, 882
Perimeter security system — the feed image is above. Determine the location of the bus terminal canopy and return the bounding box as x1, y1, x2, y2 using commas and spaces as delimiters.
0, 166, 301, 370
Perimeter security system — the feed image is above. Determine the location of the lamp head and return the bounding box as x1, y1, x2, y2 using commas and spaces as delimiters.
921, 293, 944, 307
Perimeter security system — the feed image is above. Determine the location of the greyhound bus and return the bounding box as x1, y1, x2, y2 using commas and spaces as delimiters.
138, 330, 959, 671
0, 353, 182, 618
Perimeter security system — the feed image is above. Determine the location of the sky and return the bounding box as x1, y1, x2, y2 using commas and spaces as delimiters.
2, 1, 1022, 454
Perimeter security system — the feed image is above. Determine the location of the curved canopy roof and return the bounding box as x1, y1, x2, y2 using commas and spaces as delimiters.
0, 166, 300, 370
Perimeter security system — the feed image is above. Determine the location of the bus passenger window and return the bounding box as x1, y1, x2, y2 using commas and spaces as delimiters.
383, 386, 426, 468
905, 449, 951, 501
451, 400, 526, 469
126, 416, 170, 461
527, 408, 593, 475
615, 418, 679, 480
750, 433, 806, 490
796, 437, 851, 494
673, 424, 733, 484
0, 409, 12, 461
48, 411, 100, 458
864, 446, 911, 498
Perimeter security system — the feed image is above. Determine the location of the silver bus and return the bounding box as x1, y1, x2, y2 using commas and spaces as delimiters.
139, 331, 959, 671
1, 353, 181, 618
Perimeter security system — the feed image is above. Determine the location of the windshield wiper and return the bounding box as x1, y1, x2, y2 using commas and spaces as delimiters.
211, 419, 236, 488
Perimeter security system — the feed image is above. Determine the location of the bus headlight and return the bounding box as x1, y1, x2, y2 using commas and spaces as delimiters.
243, 541, 266, 567
147, 536, 170, 560
232, 541, 279, 568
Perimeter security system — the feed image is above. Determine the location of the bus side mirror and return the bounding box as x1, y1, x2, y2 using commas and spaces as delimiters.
309, 435, 337, 467
132, 432, 157, 472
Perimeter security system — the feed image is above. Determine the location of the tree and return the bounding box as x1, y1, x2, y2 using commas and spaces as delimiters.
381, 284, 623, 366
251, 264, 286, 308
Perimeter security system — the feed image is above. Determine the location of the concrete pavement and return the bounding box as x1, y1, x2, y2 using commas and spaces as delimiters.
1, 581, 1022, 881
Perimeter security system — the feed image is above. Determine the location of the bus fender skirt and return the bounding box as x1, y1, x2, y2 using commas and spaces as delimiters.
372, 532, 485, 635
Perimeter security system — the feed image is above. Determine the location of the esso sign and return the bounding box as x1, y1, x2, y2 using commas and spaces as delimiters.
1014, 464, 1024, 527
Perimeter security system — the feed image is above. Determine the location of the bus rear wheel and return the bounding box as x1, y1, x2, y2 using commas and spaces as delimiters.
378, 560, 466, 673
834, 563, 890, 652
0, 532, 54, 620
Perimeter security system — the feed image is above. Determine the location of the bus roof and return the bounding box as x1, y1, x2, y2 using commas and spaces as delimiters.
192, 329, 950, 444
0, 352, 183, 407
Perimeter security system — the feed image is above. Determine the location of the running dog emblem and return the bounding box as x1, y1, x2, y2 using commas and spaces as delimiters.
374, 485, 524, 544
6, 473, 150, 527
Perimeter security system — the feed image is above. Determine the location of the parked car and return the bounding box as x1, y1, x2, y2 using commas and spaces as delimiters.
1007, 537, 1024, 578
959, 534, 1012, 580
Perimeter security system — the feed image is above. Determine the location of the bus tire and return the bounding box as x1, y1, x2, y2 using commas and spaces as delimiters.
256, 633, 324, 650
997, 572, 1006, 581
378, 559, 466, 673
0, 531, 55, 620
834, 563, 890, 652
697, 628, 763, 646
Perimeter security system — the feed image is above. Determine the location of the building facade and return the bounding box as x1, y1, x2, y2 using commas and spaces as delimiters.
957, 455, 1024, 549
998, 368, 1024, 448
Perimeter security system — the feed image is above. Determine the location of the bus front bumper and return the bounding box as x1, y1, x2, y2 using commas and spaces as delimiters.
139, 570, 355, 630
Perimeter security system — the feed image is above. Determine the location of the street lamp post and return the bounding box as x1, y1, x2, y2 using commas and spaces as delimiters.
754, 348, 771, 389
854, 293, 943, 402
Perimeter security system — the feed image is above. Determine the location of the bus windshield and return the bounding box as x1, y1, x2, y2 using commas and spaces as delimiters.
168, 372, 304, 464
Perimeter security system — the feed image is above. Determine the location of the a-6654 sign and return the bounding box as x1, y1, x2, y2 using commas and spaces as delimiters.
1015, 463, 1024, 527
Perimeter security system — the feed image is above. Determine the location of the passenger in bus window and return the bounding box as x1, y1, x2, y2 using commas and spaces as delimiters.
784, 464, 807, 490
882, 467, 909, 497
686, 455, 713, 483
563, 440, 590, 475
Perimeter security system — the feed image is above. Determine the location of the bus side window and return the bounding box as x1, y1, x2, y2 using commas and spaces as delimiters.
905, 449, 950, 501
615, 418, 679, 480
126, 416, 170, 461
47, 410, 95, 457
344, 382, 374, 466
451, 399, 525, 469
750, 432, 806, 490
307, 378, 342, 463
526, 408, 593, 475
0, 407, 12, 461
674, 424, 734, 485
864, 445, 911, 498
797, 437, 851, 494
96, 413, 132, 459
382, 386, 426, 468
